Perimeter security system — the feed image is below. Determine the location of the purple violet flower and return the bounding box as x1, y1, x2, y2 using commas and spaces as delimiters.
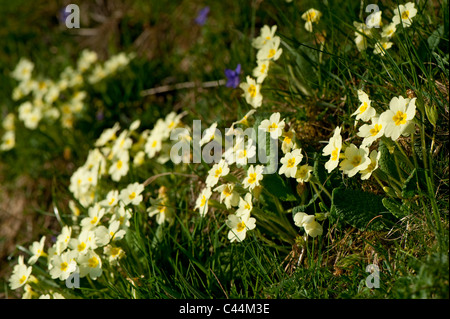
224, 64, 241, 88
59, 7, 71, 25
195, 6, 210, 26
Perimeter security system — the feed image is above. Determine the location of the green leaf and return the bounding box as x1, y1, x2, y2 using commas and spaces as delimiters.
428, 25, 444, 51
291, 193, 320, 218
261, 173, 298, 202
402, 168, 417, 199
382, 197, 407, 219
331, 188, 395, 231
313, 152, 328, 186
378, 139, 400, 181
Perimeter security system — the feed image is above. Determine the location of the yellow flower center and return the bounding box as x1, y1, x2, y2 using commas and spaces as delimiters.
158, 205, 166, 213
129, 192, 136, 200
331, 147, 339, 161
267, 49, 276, 59
110, 247, 121, 258
116, 160, 123, 169
247, 173, 257, 184
88, 256, 99, 268
268, 122, 278, 132
360, 102, 368, 114
307, 11, 316, 21
401, 10, 409, 20
19, 275, 27, 284
260, 63, 267, 73
236, 221, 246, 232
248, 84, 257, 98
214, 167, 223, 178
370, 124, 382, 136
77, 242, 86, 252
200, 196, 207, 207
60, 262, 68, 272
90, 216, 98, 224
244, 203, 251, 210
223, 186, 232, 197
366, 162, 376, 172
287, 157, 296, 168
152, 140, 157, 148
108, 197, 116, 206
351, 155, 362, 167
393, 110, 407, 126
238, 149, 248, 159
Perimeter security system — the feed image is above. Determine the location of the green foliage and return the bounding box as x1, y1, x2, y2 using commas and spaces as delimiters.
331, 188, 395, 231
1, 0, 448, 301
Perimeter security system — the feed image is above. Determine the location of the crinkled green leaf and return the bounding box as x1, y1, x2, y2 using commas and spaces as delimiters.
331, 188, 395, 231
261, 173, 297, 202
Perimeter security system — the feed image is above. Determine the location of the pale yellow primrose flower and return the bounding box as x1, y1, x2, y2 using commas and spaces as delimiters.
293, 212, 323, 238
339, 143, 370, 177
256, 36, 283, 62
49, 250, 77, 281
147, 197, 172, 225
0, 131, 15, 151
374, 39, 394, 56
9, 256, 32, 290
301, 8, 322, 32
357, 116, 385, 147
379, 95, 416, 141
235, 139, 256, 167
352, 90, 376, 122
99, 189, 120, 208
226, 213, 256, 243
279, 148, 303, 178
69, 229, 97, 255
195, 187, 212, 217
214, 183, 240, 209
281, 129, 295, 154
11, 58, 34, 82
78, 250, 102, 280
360, 149, 381, 180
354, 22, 372, 52
119, 182, 144, 206
2, 113, 15, 131
243, 165, 264, 191
295, 164, 314, 183
109, 151, 130, 182
239, 76, 263, 108
252, 25, 278, 49
200, 122, 218, 147
80, 204, 105, 230
392, 2, 417, 28
252, 60, 270, 84
236, 193, 253, 218
366, 10, 382, 29
322, 126, 342, 173
258, 112, 285, 139
103, 245, 125, 265
205, 159, 230, 188
381, 22, 397, 39
28, 236, 47, 265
